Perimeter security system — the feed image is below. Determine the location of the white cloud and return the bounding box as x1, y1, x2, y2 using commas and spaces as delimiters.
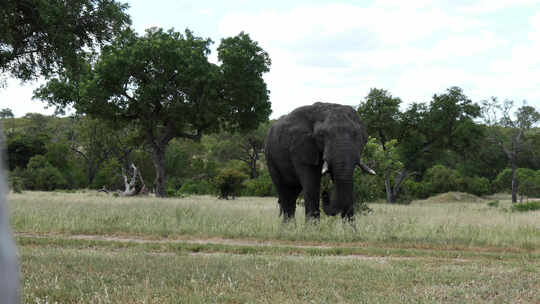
218, 1, 540, 117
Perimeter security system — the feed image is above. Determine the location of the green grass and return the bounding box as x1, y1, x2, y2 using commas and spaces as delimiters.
7, 191, 540, 303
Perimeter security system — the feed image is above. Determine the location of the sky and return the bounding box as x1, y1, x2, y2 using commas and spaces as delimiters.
2, 0, 540, 118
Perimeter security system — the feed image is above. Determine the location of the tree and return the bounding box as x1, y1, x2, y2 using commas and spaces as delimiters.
0, 108, 14, 119
481, 98, 540, 203
358, 88, 404, 203
358, 87, 481, 203
0, 0, 130, 81
361, 137, 403, 203
6, 132, 48, 170
36, 28, 271, 197
209, 122, 270, 179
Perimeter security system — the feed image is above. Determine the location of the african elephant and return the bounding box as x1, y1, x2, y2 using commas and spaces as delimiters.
265, 102, 375, 222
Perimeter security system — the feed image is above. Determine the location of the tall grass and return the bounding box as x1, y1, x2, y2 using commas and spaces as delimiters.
8, 191, 540, 249
19, 244, 539, 303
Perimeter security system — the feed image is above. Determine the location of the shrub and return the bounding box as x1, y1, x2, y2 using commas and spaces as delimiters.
487, 200, 499, 208
353, 167, 384, 203
462, 176, 491, 196
24, 155, 67, 190
92, 158, 123, 190
214, 168, 248, 199
422, 165, 463, 195
511, 201, 540, 212
492, 168, 513, 193
177, 179, 215, 195
8, 168, 24, 193
403, 179, 429, 199
242, 173, 275, 197
492, 168, 540, 198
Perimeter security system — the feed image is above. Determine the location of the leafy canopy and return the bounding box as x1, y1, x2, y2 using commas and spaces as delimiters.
0, 0, 130, 80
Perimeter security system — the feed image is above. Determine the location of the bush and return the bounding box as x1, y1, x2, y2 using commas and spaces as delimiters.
511, 201, 540, 212
487, 200, 499, 208
492, 168, 540, 198
214, 168, 247, 199
8, 168, 24, 193
422, 165, 463, 195
353, 167, 384, 203
420, 165, 492, 197
462, 176, 491, 196
403, 179, 429, 199
23, 155, 67, 190
492, 168, 513, 193
92, 158, 123, 190
177, 179, 215, 195
242, 172, 275, 196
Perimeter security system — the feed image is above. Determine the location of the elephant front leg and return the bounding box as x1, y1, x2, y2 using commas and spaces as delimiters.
297, 165, 322, 222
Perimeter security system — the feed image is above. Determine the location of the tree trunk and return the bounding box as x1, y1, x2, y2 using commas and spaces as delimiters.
250, 158, 258, 179
385, 169, 408, 204
511, 162, 518, 203
385, 178, 396, 203
151, 145, 167, 197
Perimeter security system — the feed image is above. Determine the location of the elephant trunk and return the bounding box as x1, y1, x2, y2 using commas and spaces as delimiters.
322, 157, 355, 217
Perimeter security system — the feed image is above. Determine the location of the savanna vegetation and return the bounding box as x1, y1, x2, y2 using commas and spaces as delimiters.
9, 191, 540, 303
2, 1, 540, 303
4, 86, 540, 205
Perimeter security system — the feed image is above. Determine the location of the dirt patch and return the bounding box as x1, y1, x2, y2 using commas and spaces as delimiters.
16, 232, 335, 249
15, 232, 481, 263
414, 192, 485, 204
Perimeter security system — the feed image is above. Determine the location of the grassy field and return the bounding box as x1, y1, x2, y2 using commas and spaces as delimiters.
8, 191, 540, 303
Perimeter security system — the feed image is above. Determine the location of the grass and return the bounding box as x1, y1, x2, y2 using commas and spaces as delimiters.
18, 238, 540, 303
7, 191, 540, 303
8, 191, 540, 249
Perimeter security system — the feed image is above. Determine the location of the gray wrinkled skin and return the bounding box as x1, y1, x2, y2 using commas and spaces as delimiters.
0, 126, 19, 303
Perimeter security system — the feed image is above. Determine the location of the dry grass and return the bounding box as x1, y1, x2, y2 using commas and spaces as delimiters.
9, 191, 540, 303
8, 191, 540, 249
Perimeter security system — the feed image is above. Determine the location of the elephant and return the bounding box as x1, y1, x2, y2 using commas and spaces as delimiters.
265, 102, 375, 222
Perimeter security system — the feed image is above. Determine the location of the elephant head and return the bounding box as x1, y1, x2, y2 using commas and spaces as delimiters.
309, 103, 375, 217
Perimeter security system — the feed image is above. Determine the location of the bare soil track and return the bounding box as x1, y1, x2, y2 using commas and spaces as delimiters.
17, 232, 534, 263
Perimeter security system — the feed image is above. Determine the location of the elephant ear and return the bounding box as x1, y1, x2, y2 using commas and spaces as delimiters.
289, 131, 321, 165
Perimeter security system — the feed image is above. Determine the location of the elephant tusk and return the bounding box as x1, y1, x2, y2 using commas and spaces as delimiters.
321, 160, 329, 175
359, 162, 376, 175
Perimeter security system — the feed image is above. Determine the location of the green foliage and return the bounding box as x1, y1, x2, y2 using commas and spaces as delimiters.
422, 165, 463, 195
493, 168, 513, 193
177, 179, 215, 196
493, 168, 540, 198
6, 132, 49, 170
402, 180, 429, 199
352, 167, 384, 203
36, 27, 271, 197
0, 0, 130, 80
242, 172, 275, 197
8, 168, 24, 193
487, 200, 499, 208
0, 108, 14, 119
511, 201, 540, 212
461, 176, 491, 196
214, 168, 248, 199
24, 155, 67, 190
92, 159, 123, 190
415, 165, 492, 198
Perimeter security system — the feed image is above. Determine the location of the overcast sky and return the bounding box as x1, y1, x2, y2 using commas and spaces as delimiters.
2, 0, 540, 118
